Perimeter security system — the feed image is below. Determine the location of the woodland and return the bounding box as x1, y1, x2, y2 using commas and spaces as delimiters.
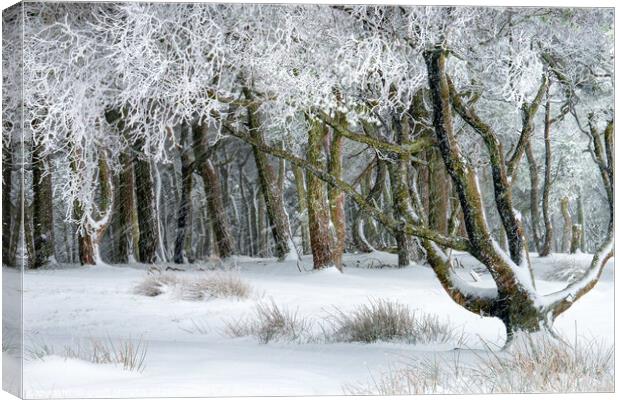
2, 4, 614, 345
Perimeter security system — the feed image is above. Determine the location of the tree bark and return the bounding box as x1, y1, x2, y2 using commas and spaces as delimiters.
570, 224, 581, 254
292, 165, 311, 255
560, 196, 572, 253
31, 142, 55, 268
525, 142, 542, 252
327, 127, 346, 268
23, 202, 35, 267
306, 117, 334, 269
73, 149, 113, 266
577, 194, 586, 252
388, 110, 416, 267
244, 90, 294, 261
2, 138, 14, 266
113, 150, 136, 263
539, 91, 553, 257
427, 148, 449, 236
133, 141, 159, 263
174, 124, 193, 264
203, 159, 235, 258
352, 159, 385, 253
425, 46, 541, 339
192, 123, 235, 259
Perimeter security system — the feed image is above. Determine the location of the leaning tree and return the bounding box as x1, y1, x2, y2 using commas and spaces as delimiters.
216, 5, 614, 340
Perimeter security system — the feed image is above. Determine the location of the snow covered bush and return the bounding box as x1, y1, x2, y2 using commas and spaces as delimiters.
181, 272, 252, 301
134, 272, 252, 300
327, 299, 458, 344
224, 300, 313, 344
344, 334, 613, 394
134, 273, 180, 297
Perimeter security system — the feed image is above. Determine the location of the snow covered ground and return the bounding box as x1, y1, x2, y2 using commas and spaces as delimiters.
3, 251, 613, 398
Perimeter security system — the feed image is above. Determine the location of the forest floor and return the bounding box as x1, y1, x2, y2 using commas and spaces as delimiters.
3, 251, 614, 397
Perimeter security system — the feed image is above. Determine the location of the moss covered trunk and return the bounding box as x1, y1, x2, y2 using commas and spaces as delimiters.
133, 141, 159, 263
245, 89, 293, 261
425, 45, 547, 340
328, 129, 346, 267
306, 118, 334, 269
427, 148, 449, 236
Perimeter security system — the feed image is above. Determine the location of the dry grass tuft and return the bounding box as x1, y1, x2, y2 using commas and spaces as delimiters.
224, 300, 313, 344
25, 337, 148, 372
477, 333, 614, 393
327, 299, 458, 344
181, 272, 251, 301
344, 333, 613, 394
134, 273, 179, 297
134, 271, 251, 300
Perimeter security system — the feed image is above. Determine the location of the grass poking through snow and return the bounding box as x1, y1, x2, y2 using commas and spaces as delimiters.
134, 271, 252, 300
25, 337, 148, 372
327, 299, 459, 345
344, 333, 613, 394
224, 298, 461, 346
224, 300, 313, 344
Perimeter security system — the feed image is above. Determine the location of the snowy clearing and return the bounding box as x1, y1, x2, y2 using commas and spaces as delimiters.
4, 251, 613, 397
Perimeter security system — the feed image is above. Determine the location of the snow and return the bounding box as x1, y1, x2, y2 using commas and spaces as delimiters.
7, 251, 613, 398
283, 238, 299, 261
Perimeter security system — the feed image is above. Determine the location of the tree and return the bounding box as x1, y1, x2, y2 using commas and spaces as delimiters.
31, 140, 55, 267
173, 123, 194, 264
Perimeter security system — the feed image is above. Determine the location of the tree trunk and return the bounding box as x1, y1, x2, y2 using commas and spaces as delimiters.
570, 224, 582, 254
198, 196, 211, 259
560, 196, 572, 253
256, 190, 268, 257
23, 202, 35, 267
388, 156, 411, 267
114, 150, 136, 263
292, 166, 311, 255
203, 159, 235, 258
174, 124, 193, 264
77, 228, 95, 265
31, 142, 55, 268
327, 128, 346, 268
306, 118, 333, 269
352, 159, 385, 253
525, 142, 542, 252
133, 141, 159, 263
425, 46, 543, 340
192, 123, 235, 259
427, 148, 449, 236
539, 91, 553, 257
245, 92, 294, 261
2, 138, 14, 266
577, 194, 586, 252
